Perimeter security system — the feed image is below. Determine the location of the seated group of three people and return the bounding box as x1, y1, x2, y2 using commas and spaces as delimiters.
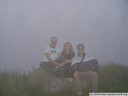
40, 36, 99, 95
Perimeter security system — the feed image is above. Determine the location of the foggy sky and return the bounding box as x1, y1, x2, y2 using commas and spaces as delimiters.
0, 0, 128, 72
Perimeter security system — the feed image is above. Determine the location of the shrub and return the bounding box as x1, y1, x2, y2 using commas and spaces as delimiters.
0, 63, 128, 96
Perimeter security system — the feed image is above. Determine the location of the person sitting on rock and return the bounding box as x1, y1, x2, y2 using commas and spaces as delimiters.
40, 36, 61, 73
71, 44, 99, 96
56, 42, 75, 81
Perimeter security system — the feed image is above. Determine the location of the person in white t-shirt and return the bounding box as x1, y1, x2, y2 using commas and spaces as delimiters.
40, 36, 61, 72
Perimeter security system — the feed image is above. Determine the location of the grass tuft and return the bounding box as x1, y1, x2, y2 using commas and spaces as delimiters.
0, 63, 128, 96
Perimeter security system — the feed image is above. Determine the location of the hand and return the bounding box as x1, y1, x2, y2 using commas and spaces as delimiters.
59, 63, 64, 67
65, 59, 71, 63
56, 63, 60, 66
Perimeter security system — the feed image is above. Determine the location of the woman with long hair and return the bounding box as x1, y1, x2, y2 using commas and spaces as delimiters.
58, 42, 75, 80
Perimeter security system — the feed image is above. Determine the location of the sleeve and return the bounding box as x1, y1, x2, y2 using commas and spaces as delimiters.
71, 56, 80, 66
56, 48, 61, 54
44, 47, 50, 54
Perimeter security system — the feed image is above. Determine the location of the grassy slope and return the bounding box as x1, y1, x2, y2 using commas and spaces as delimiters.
0, 63, 128, 96
99, 63, 128, 92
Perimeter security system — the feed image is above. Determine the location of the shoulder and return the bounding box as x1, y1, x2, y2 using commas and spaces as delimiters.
71, 52, 75, 57
84, 53, 96, 59
55, 47, 60, 51
84, 53, 90, 57
54, 47, 60, 53
45, 46, 50, 49
71, 55, 81, 65
73, 54, 80, 60
45, 46, 51, 50
44, 46, 51, 53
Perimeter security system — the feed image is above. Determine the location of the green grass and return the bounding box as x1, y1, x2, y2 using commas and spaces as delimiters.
0, 63, 128, 96
98, 63, 128, 92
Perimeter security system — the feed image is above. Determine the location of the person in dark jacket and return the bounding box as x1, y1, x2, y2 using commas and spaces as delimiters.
72, 44, 99, 96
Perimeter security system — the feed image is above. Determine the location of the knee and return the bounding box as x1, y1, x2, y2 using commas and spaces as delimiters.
74, 71, 80, 78
91, 72, 98, 78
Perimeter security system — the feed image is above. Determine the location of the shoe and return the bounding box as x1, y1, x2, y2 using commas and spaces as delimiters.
68, 77, 73, 82
65, 77, 73, 82
65, 77, 70, 81
76, 91, 83, 96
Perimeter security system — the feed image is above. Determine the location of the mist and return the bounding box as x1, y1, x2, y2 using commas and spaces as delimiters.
0, 0, 128, 72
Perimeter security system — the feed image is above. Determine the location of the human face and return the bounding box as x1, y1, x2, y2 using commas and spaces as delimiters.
77, 46, 84, 56
64, 43, 71, 52
51, 37, 57, 47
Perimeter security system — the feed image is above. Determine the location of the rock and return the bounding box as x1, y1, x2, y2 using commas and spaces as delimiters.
28, 68, 72, 92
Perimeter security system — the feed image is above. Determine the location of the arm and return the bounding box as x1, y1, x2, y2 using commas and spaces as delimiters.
59, 52, 75, 67
59, 58, 74, 67
45, 53, 59, 66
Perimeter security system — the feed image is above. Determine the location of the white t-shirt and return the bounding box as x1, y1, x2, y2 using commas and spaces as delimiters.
43, 46, 61, 62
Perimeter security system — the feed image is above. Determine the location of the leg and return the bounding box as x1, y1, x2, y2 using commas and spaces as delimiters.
79, 71, 98, 92
82, 71, 98, 92
90, 72, 98, 92
40, 62, 56, 74
63, 63, 73, 78
74, 71, 83, 93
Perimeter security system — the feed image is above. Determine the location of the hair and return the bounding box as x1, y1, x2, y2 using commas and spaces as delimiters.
77, 44, 85, 49
51, 36, 57, 41
62, 42, 74, 54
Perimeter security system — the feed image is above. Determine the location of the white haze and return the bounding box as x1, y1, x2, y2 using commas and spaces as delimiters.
0, 0, 128, 72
